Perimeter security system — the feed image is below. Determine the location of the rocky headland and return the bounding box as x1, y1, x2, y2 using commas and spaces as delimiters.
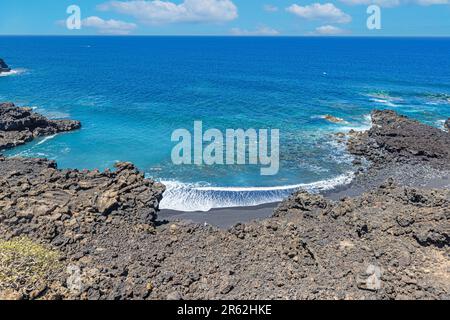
0, 102, 81, 150
347, 110, 450, 169
0, 104, 448, 300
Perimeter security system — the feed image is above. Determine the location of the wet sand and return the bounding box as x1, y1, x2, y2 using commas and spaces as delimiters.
158, 164, 450, 229
159, 202, 279, 229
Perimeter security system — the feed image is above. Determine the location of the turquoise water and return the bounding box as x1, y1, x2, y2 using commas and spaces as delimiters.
1, 36, 449, 211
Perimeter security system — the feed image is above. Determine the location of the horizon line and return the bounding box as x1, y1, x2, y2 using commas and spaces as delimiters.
1, 34, 450, 38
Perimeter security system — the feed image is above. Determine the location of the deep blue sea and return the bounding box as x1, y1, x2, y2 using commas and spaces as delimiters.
1, 36, 449, 211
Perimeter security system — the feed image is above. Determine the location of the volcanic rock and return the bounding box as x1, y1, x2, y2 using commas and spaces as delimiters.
0, 59, 11, 73
347, 110, 450, 169
0, 102, 81, 150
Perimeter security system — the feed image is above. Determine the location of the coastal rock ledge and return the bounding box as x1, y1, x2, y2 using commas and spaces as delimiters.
347, 110, 450, 169
0, 102, 81, 150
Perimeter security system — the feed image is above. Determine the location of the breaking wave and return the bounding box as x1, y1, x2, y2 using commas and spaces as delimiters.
366, 93, 403, 107
0, 69, 26, 77
37, 134, 57, 145
436, 119, 448, 131
159, 172, 354, 212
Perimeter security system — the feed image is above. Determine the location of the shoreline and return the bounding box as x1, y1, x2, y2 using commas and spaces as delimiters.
160, 162, 450, 229
1, 104, 449, 300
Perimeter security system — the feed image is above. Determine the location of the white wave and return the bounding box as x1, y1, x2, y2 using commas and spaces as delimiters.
37, 134, 57, 145
436, 119, 448, 131
0, 69, 26, 77
317, 115, 349, 124
425, 97, 450, 106
366, 93, 403, 107
336, 114, 372, 133
159, 172, 354, 212
371, 98, 399, 107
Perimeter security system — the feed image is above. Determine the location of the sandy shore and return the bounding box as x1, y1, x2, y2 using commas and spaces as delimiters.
159, 202, 279, 229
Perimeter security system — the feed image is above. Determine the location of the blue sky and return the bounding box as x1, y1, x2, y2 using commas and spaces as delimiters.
0, 0, 449, 36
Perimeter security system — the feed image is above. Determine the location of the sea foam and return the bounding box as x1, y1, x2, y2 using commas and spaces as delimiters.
37, 134, 57, 145
159, 172, 354, 212
0, 69, 26, 77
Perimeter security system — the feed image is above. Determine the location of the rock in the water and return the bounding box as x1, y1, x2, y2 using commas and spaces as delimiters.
322, 114, 345, 124
0, 102, 81, 150
0, 59, 11, 73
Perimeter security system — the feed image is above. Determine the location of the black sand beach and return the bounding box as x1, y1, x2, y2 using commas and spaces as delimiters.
1, 104, 449, 300
159, 202, 279, 229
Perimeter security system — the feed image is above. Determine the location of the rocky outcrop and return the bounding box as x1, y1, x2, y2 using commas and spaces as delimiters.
0, 59, 11, 73
0, 102, 81, 150
348, 110, 450, 169
445, 118, 450, 132
269, 181, 449, 300
322, 114, 345, 124
0, 157, 165, 247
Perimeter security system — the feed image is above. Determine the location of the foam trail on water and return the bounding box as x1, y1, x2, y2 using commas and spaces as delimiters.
37, 134, 57, 145
336, 114, 372, 133
0, 69, 26, 77
159, 172, 354, 212
365, 93, 404, 108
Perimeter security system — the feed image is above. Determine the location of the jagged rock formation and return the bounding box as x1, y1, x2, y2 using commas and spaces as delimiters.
0, 157, 165, 245
0, 59, 11, 73
348, 110, 450, 169
271, 181, 449, 299
0, 102, 81, 150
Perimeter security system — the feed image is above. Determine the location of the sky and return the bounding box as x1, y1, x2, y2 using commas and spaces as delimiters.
0, 0, 449, 36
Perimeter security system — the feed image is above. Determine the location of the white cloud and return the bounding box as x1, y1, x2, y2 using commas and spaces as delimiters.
230, 26, 280, 36
286, 3, 352, 24
415, 0, 448, 5
82, 16, 137, 34
98, 0, 238, 24
314, 25, 347, 35
339, 0, 448, 7
263, 4, 279, 12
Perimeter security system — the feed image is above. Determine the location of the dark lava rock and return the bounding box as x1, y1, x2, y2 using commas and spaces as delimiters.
348, 110, 450, 169
0, 157, 165, 244
0, 59, 11, 73
0, 102, 81, 150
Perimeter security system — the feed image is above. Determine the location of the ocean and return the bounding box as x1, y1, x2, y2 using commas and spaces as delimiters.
1, 36, 449, 211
